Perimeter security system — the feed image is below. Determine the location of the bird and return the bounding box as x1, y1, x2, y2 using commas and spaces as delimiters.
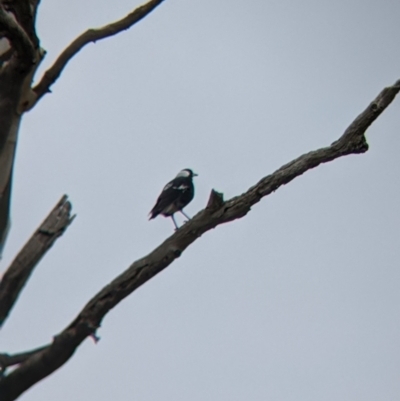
149, 168, 198, 230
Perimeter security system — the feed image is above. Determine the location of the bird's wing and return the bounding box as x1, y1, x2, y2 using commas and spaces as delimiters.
149, 178, 191, 218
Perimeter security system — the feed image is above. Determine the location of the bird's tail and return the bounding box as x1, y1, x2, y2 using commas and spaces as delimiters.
148, 210, 158, 220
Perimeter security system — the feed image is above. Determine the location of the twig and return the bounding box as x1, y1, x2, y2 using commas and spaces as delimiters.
0, 345, 47, 377
30, 0, 165, 109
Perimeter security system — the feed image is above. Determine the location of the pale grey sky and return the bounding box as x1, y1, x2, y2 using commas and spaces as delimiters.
1, 1, 400, 400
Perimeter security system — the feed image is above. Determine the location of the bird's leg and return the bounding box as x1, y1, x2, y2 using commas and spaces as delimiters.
171, 214, 179, 230
180, 210, 191, 222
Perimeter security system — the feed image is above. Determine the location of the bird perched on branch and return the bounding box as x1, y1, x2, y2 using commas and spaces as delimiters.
149, 168, 198, 230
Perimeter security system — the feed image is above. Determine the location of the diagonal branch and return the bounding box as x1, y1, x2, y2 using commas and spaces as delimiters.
29, 0, 165, 109
0, 195, 75, 328
0, 79, 399, 401
0, 5, 35, 71
0, 345, 47, 377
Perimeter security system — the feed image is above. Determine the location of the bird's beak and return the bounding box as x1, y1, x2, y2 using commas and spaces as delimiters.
193, 172, 198, 177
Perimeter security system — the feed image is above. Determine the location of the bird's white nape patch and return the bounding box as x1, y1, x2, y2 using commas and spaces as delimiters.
176, 169, 190, 178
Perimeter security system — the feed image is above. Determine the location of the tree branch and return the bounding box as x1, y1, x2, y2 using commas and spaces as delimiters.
29, 0, 165, 109
0, 345, 47, 377
0, 79, 399, 401
0, 195, 75, 328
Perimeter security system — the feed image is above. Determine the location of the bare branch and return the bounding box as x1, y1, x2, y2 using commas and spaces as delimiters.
30, 0, 165, 109
0, 345, 47, 376
0, 5, 35, 70
0, 79, 398, 401
0, 195, 75, 328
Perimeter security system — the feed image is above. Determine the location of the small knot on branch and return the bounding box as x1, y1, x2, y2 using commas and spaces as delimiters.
206, 190, 224, 211
332, 134, 369, 155
173, 249, 182, 258
353, 136, 369, 153
87, 321, 101, 343
90, 333, 100, 343
342, 135, 369, 154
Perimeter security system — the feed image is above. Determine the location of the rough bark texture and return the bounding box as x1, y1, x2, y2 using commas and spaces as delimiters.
0, 196, 74, 327
0, 79, 398, 401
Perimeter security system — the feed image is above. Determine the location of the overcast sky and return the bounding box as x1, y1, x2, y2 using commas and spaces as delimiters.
1, 0, 400, 400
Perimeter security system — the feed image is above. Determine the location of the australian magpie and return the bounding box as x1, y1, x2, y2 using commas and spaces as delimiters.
149, 168, 198, 230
